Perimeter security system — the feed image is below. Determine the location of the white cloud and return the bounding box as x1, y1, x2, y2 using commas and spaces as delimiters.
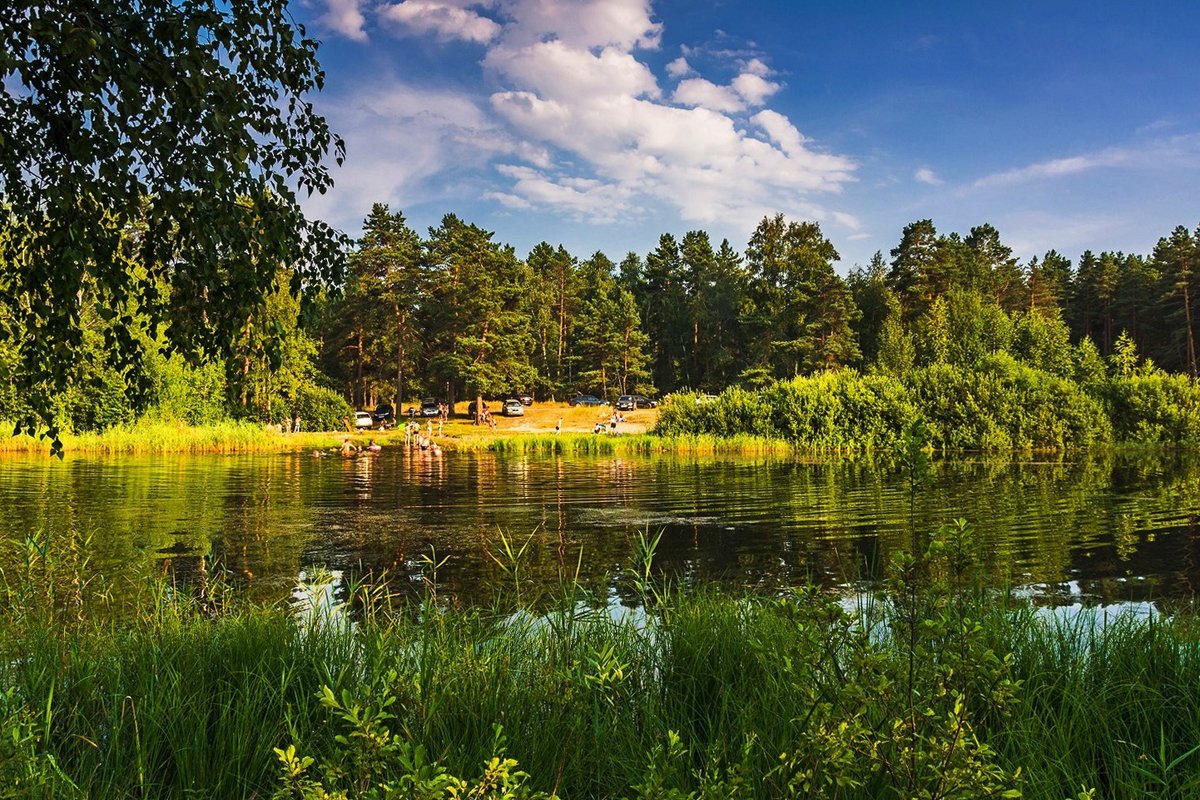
378, 0, 500, 43
971, 136, 1200, 190
665, 56, 692, 78
341, 0, 857, 236
484, 40, 661, 102
672, 78, 744, 112
731, 72, 779, 106
914, 167, 942, 185
499, 0, 661, 50
973, 155, 1101, 189
317, 0, 368, 41
742, 57, 770, 77
831, 210, 861, 230
303, 78, 517, 227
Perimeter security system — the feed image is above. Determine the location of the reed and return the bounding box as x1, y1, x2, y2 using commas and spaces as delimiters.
0, 420, 351, 455
6, 533, 1200, 799
448, 432, 793, 456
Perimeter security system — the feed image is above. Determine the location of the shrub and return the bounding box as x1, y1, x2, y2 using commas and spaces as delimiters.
909, 355, 1111, 451
1104, 370, 1200, 446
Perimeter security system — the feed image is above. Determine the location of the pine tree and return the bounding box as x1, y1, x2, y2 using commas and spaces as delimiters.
424, 214, 535, 416
1152, 225, 1199, 376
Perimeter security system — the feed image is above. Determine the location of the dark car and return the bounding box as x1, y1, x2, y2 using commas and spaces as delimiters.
617, 394, 655, 410
517, 393, 534, 406
467, 400, 489, 416
373, 404, 394, 426
420, 398, 441, 417
568, 394, 605, 407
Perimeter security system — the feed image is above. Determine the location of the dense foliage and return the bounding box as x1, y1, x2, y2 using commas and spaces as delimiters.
3, 171, 1198, 446
0, 0, 345, 450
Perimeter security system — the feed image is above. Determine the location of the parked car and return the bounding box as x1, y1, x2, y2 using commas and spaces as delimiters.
503, 399, 524, 417
420, 398, 441, 417
373, 404, 394, 426
617, 394, 656, 410
467, 400, 489, 416
354, 411, 374, 429
568, 394, 605, 407
517, 393, 534, 406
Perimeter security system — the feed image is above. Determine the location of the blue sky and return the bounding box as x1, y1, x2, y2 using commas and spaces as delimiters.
293, 0, 1200, 270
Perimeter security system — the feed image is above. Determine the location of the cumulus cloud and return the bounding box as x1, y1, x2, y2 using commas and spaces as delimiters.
377, 0, 500, 43
317, 0, 368, 41
731, 72, 779, 105
343, 0, 856, 234
499, 0, 661, 49
665, 56, 692, 78
302, 78, 517, 225
914, 167, 942, 185
672, 78, 744, 112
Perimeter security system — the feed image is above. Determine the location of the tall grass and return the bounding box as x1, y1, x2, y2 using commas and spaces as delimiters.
454, 432, 793, 457
7, 527, 1200, 798
0, 420, 350, 455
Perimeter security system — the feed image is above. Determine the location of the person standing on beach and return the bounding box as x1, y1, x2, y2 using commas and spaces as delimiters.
555, 418, 562, 435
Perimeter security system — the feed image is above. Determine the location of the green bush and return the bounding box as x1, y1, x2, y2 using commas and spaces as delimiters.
1104, 370, 1200, 446
290, 384, 353, 432
760, 371, 916, 450
909, 355, 1111, 451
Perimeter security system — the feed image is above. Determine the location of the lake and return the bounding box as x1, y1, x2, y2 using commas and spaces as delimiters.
2, 448, 1198, 609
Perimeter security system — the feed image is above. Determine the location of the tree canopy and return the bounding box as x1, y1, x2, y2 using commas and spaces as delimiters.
0, 0, 344, 451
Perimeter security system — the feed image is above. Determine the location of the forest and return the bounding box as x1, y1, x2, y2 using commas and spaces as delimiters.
4, 207, 1199, 439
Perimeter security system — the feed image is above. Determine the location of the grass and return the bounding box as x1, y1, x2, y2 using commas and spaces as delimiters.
7, 522, 1200, 799
453, 432, 793, 456
0, 420, 349, 455
0, 403, 800, 458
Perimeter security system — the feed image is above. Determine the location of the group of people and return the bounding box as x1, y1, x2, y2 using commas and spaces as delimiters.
274, 413, 302, 434
592, 411, 625, 435
403, 419, 442, 453
337, 437, 382, 456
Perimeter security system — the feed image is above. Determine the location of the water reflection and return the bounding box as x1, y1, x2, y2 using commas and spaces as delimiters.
2, 449, 1200, 610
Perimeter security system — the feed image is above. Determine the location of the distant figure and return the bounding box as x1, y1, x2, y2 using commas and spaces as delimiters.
366, 439, 382, 452
593, 422, 606, 434
339, 437, 355, 457
555, 418, 562, 435
292, 413, 301, 433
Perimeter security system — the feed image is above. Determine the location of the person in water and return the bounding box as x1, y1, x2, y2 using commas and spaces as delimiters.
339, 437, 355, 456
366, 439, 382, 452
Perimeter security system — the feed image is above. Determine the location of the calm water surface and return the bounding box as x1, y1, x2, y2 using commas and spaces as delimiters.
2, 449, 1199, 608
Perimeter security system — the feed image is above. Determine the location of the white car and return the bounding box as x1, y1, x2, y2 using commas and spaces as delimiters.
354, 411, 374, 429
503, 399, 524, 416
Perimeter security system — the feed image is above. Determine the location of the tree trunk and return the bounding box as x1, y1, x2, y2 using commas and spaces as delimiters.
1185, 283, 1197, 378
354, 328, 364, 408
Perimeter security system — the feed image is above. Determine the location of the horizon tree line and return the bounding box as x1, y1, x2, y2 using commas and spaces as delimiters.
321, 205, 1200, 411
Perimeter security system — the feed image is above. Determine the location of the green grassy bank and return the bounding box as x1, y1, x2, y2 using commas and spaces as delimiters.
0, 420, 794, 458
0, 420, 351, 456
5, 524, 1200, 799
